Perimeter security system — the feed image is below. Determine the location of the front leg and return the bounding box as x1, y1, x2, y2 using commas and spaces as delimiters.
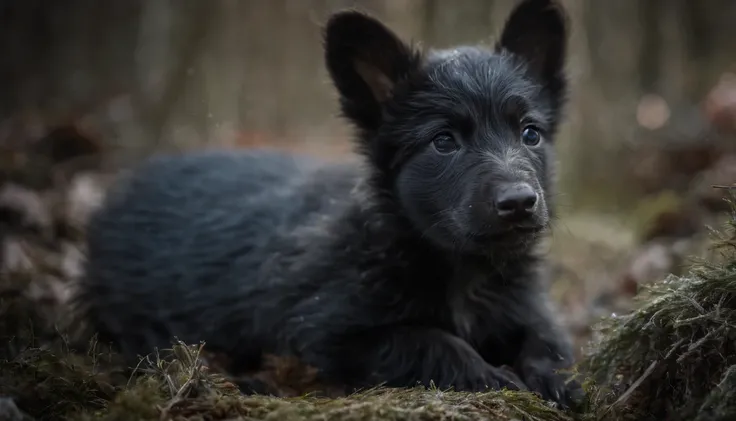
513, 293, 584, 409
306, 326, 526, 393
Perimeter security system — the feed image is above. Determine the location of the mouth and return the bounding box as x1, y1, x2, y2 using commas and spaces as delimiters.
509, 225, 545, 235
470, 224, 546, 243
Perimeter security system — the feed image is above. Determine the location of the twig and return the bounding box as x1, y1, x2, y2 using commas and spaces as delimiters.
158, 374, 198, 420
158, 342, 207, 420
599, 360, 659, 418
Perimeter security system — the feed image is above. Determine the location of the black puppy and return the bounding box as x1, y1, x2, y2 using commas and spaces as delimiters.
74, 0, 580, 407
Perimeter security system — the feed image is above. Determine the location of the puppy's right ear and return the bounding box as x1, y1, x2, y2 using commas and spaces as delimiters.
324, 11, 421, 132
496, 0, 568, 93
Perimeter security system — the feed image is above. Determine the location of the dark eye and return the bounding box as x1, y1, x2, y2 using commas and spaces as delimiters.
432, 132, 459, 154
521, 126, 542, 147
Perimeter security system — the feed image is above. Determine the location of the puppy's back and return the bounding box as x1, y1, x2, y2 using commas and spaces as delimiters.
76, 149, 335, 358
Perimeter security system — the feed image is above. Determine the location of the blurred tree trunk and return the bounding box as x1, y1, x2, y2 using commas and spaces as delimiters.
562, 1, 645, 210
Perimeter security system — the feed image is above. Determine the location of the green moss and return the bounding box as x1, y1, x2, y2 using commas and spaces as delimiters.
67, 342, 571, 421
72, 378, 165, 421
0, 342, 118, 420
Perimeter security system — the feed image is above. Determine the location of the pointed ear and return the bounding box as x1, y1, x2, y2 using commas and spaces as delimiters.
324, 11, 421, 131
496, 0, 569, 88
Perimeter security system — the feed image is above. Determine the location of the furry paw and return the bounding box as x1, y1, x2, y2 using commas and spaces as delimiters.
519, 359, 584, 409
451, 364, 528, 392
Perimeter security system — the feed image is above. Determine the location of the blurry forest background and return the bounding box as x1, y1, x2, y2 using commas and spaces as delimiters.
1, 0, 736, 360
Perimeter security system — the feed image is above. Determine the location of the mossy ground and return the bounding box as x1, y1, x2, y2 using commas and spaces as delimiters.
0, 336, 574, 421
581, 195, 736, 421
1, 195, 735, 421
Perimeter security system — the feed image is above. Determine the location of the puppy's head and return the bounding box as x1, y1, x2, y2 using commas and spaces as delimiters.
325, 0, 569, 255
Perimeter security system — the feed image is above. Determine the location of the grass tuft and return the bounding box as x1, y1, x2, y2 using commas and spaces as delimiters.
580, 196, 736, 421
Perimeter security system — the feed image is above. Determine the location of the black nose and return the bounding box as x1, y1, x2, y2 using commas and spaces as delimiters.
494, 183, 538, 219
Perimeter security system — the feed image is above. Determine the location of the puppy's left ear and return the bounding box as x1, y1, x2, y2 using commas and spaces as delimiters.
496, 0, 569, 89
